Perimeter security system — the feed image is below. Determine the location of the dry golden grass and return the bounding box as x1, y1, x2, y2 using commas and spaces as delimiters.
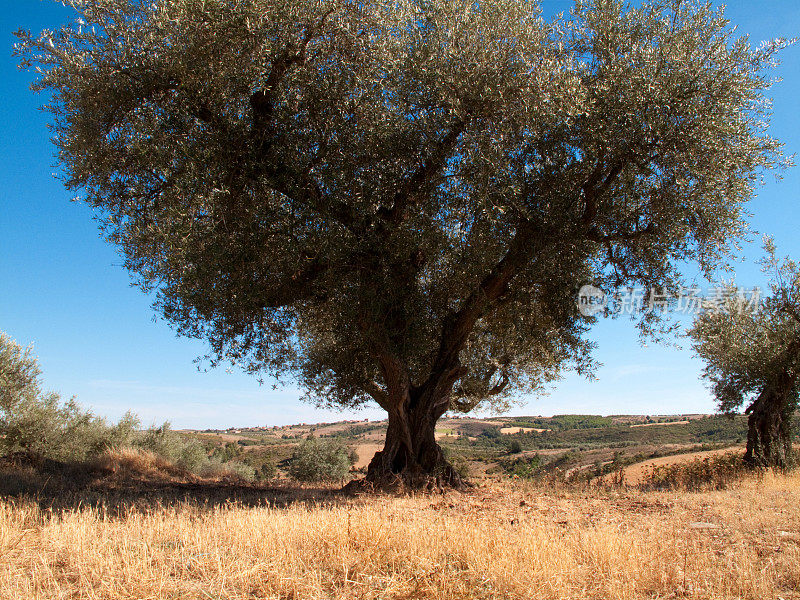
1, 471, 798, 599
89, 447, 197, 482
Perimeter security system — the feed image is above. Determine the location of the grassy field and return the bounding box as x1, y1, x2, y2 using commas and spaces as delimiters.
1, 451, 799, 600
2, 415, 798, 599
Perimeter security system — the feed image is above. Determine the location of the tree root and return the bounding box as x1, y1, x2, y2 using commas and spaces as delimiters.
343, 466, 471, 495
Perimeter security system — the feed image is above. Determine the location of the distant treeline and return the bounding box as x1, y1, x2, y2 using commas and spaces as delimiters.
450, 415, 753, 452
501, 415, 616, 430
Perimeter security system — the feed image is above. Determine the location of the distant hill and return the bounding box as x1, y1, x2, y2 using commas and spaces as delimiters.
183, 413, 768, 481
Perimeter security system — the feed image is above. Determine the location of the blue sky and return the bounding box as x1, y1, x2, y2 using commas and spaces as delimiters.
1, 1, 799, 429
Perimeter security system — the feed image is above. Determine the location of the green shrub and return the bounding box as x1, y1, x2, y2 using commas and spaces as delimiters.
134, 422, 212, 472
442, 447, 471, 479
0, 332, 138, 461
508, 440, 523, 454
257, 456, 278, 481
135, 422, 184, 459
224, 461, 256, 482
504, 454, 543, 478
0, 331, 269, 480
199, 458, 253, 481
288, 438, 351, 482
211, 441, 243, 462
478, 426, 501, 440
176, 439, 211, 473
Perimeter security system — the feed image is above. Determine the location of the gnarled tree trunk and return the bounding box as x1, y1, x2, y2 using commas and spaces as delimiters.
362, 373, 466, 490
744, 381, 793, 469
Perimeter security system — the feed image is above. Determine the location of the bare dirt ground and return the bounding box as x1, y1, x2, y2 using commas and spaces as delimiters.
610, 414, 707, 425
195, 432, 259, 443
437, 418, 507, 428
354, 444, 383, 469
499, 426, 550, 434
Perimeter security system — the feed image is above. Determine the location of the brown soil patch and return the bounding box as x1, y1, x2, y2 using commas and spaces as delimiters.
499, 427, 550, 434
353, 444, 383, 469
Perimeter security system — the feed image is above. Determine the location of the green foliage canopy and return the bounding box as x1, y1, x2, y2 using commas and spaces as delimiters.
15, 0, 790, 419
689, 240, 800, 416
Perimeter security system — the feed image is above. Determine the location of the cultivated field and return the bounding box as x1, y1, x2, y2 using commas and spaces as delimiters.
1, 471, 798, 599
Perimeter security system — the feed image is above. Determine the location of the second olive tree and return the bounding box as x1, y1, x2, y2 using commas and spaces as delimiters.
690, 241, 800, 468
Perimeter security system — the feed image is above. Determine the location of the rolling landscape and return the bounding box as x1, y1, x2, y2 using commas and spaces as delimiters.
186, 413, 754, 485
2, 412, 799, 599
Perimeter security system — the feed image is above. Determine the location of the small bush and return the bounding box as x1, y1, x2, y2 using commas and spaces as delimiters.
0, 331, 275, 483
176, 440, 211, 473
211, 441, 242, 462
442, 447, 471, 479
504, 454, 543, 478
224, 461, 256, 482
508, 440, 523, 454
348, 446, 359, 466
479, 427, 501, 440
257, 456, 278, 481
288, 438, 352, 482
91, 446, 189, 480
134, 422, 212, 473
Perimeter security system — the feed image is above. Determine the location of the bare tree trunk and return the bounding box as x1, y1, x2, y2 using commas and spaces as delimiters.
364, 387, 465, 490
745, 383, 793, 469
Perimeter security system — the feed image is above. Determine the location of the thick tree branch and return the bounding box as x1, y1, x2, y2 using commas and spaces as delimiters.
420, 222, 539, 396
580, 145, 658, 233
585, 221, 657, 244
581, 152, 626, 225
357, 314, 411, 409
191, 99, 228, 132
266, 170, 365, 234
250, 10, 333, 131
487, 370, 511, 396
453, 364, 510, 399
362, 380, 390, 410
418, 145, 656, 402
256, 256, 329, 308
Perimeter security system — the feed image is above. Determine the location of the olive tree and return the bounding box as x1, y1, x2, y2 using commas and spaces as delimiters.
16, 0, 788, 487
689, 241, 800, 468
